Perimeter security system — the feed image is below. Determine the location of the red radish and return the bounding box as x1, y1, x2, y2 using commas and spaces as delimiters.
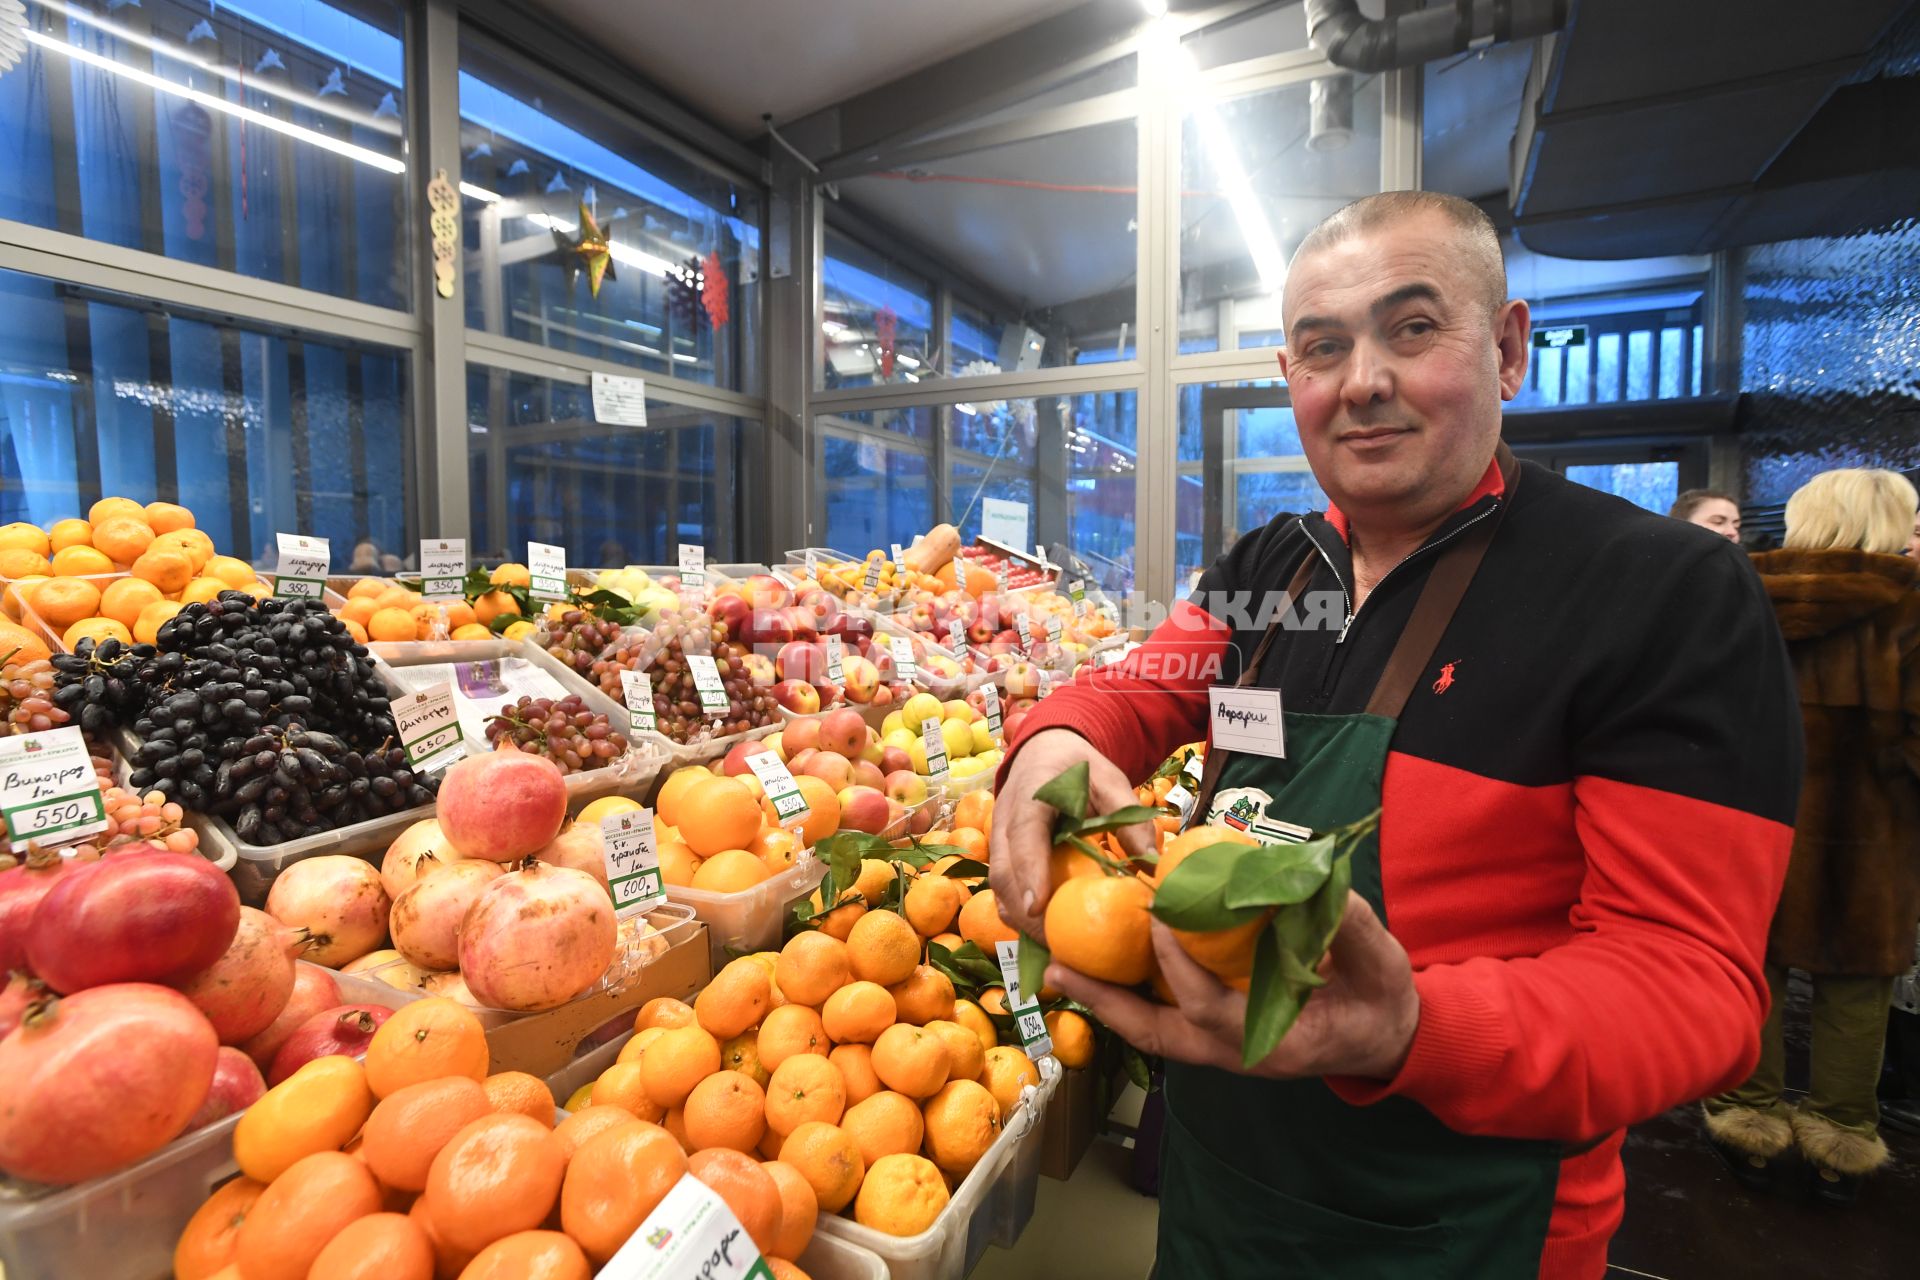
26, 851, 240, 993
379, 818, 462, 899
437, 748, 567, 861
0, 972, 42, 1039
264, 855, 390, 968
266, 1003, 391, 1085
389, 859, 502, 971
532, 824, 610, 894
238, 964, 340, 1070
0, 983, 218, 1184
185, 1046, 266, 1130
459, 863, 616, 1011
0, 848, 82, 973
175, 907, 305, 1044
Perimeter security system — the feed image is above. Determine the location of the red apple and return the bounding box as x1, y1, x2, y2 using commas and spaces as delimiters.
186, 1046, 267, 1131
842, 655, 879, 704
784, 716, 823, 754
744, 608, 795, 649
879, 746, 911, 776
773, 679, 820, 715
884, 770, 928, 806
777, 640, 828, 684
744, 574, 791, 612
742, 652, 776, 686
1008, 697, 1037, 715
869, 683, 896, 709
709, 592, 753, 640
908, 802, 936, 836
722, 739, 775, 777
852, 760, 886, 790
801, 751, 855, 792
786, 747, 819, 775
1003, 710, 1029, 743
818, 708, 867, 759
783, 605, 820, 643
836, 785, 892, 835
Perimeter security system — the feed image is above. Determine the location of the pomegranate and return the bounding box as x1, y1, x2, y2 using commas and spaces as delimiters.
175, 907, 305, 1044
0, 983, 218, 1184
379, 818, 463, 899
0, 972, 42, 1039
532, 824, 610, 894
0, 848, 84, 973
389, 858, 503, 972
26, 851, 240, 994
266, 1004, 392, 1086
239, 964, 341, 1070
186, 1046, 266, 1130
264, 855, 390, 968
437, 748, 568, 862
458, 863, 616, 1012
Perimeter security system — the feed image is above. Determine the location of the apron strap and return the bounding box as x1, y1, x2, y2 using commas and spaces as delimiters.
1191, 552, 1317, 813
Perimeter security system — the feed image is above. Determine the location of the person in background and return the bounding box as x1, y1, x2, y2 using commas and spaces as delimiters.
349, 540, 381, 574
1906, 511, 1920, 560
1671, 488, 1743, 542
1704, 468, 1920, 1202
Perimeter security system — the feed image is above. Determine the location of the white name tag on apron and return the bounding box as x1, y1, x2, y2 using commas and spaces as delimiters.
1208, 686, 1285, 758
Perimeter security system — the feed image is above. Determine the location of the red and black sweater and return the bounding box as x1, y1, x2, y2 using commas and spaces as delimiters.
1008, 456, 1801, 1278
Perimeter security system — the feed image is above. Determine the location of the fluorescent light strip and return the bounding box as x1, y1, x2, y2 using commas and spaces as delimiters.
461, 182, 501, 202
1174, 47, 1285, 292
24, 29, 404, 174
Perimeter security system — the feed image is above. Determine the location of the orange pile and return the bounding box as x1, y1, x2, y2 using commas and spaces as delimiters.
652, 765, 843, 894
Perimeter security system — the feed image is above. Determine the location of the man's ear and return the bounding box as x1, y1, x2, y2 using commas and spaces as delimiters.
1275, 345, 1292, 383
1494, 299, 1531, 401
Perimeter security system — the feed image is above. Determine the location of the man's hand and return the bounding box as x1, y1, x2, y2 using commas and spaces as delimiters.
1046, 893, 1421, 1081
988, 728, 1157, 940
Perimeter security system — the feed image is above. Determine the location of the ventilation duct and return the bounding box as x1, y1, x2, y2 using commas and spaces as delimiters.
1303, 0, 1569, 73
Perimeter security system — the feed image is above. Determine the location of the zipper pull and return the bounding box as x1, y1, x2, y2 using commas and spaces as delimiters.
1336, 613, 1354, 644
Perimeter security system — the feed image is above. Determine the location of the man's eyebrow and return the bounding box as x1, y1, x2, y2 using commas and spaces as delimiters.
1372, 282, 1443, 315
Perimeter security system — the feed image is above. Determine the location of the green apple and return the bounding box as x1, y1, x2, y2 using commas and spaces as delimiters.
884, 727, 918, 752
901, 692, 944, 732
881, 710, 908, 739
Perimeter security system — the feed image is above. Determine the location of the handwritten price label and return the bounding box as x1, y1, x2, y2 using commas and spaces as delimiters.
1015, 614, 1031, 651
1046, 615, 1064, 644
393, 682, 464, 772
0, 726, 108, 846
620, 670, 657, 735
946, 618, 966, 653
420, 539, 466, 598
864, 557, 882, 592
825, 635, 845, 682
1208, 686, 1285, 758
528, 542, 568, 602
274, 532, 329, 600
889, 635, 917, 684
748, 752, 809, 831
601, 809, 664, 918
921, 715, 949, 782
979, 682, 1004, 744
599, 1172, 770, 1279
678, 543, 706, 604
994, 940, 1053, 1063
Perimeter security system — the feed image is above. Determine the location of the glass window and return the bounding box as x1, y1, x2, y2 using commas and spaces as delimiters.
815, 418, 932, 555
1186, 4, 1309, 73
1179, 72, 1384, 355
0, 266, 412, 564
1563, 462, 1679, 515
1176, 380, 1323, 591
832, 115, 1139, 381
4, 0, 409, 309
459, 39, 760, 392
467, 365, 760, 566
820, 231, 933, 390
1060, 390, 1137, 597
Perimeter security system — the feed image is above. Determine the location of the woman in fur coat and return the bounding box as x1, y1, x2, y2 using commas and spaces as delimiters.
1705, 468, 1920, 1202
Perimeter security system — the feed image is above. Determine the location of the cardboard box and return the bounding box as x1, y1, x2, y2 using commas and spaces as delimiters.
482, 918, 710, 1077
1039, 1064, 1102, 1180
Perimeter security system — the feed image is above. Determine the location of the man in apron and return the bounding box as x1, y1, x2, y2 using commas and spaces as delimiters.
990, 192, 1802, 1279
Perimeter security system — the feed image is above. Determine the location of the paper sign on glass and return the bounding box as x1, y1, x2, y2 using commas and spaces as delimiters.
620, 670, 656, 735
393, 682, 465, 773
0, 726, 107, 846
747, 752, 810, 830
920, 715, 949, 781
889, 635, 917, 684
528, 542, 567, 602
1208, 686, 1285, 758
274, 533, 329, 599
601, 809, 664, 919
687, 655, 728, 715
590, 370, 650, 427
994, 940, 1054, 1062
981, 497, 1028, 552
419, 539, 466, 598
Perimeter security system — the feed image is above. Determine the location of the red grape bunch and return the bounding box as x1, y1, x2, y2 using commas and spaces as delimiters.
483, 694, 629, 774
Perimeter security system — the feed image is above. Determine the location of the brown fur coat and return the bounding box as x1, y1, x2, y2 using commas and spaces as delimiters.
1756, 548, 1920, 975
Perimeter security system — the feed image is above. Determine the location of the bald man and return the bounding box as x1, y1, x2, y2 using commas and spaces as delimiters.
990, 192, 1801, 1278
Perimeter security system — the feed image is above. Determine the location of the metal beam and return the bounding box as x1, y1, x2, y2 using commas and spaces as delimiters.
1137, 23, 1180, 610
810, 362, 1145, 414
817, 89, 1141, 181
764, 150, 816, 558
411, 0, 469, 540
463, 330, 766, 418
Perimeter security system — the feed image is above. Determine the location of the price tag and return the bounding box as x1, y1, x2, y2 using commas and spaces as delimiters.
393, 682, 465, 772
1094, 647, 1123, 669
687, 655, 729, 715
678, 544, 706, 603
1165, 782, 1196, 820
620, 670, 657, 735
1037, 668, 1053, 700
921, 715, 949, 782
889, 635, 917, 684
601, 809, 664, 919
599, 1171, 770, 1279
0, 727, 107, 846
994, 940, 1054, 1063
891, 542, 907, 577
273, 533, 329, 599
1069, 579, 1086, 607
946, 618, 966, 653
748, 752, 810, 831
979, 682, 1004, 744
1182, 751, 1205, 787
824, 635, 845, 682
805, 550, 818, 579
1015, 614, 1031, 651
420, 539, 466, 598
1046, 615, 1065, 644
864, 557, 882, 592
528, 541, 568, 602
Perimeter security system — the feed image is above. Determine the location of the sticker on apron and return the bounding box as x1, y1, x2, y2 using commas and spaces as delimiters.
1209, 786, 1315, 844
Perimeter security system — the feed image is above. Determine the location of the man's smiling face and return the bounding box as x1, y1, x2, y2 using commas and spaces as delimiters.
1276, 210, 1529, 527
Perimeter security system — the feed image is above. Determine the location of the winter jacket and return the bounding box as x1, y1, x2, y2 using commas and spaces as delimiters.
1755, 547, 1920, 976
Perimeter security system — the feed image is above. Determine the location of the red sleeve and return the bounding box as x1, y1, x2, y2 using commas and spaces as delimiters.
996, 598, 1228, 785
1327, 778, 1793, 1142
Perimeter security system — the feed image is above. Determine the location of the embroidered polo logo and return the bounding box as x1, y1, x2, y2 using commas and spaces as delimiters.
1432, 660, 1460, 695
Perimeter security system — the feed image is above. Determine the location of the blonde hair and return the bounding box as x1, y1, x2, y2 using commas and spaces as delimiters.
1783, 468, 1919, 554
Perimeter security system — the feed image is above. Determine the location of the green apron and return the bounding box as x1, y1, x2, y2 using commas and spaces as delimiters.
1158, 456, 1564, 1278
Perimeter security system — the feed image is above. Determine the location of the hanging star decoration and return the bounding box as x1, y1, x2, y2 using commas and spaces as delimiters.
701, 249, 729, 329
552, 200, 616, 298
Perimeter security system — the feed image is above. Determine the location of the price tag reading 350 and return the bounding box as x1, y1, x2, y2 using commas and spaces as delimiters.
889, 635, 918, 684
0, 727, 107, 846
527, 542, 568, 602
394, 682, 464, 773
994, 940, 1054, 1062
274, 533, 329, 600
747, 752, 810, 831
687, 655, 729, 715
620, 670, 656, 735
420, 539, 466, 598
601, 809, 664, 919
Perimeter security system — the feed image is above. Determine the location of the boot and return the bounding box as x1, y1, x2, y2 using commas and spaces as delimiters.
1702, 1103, 1792, 1192
1790, 1108, 1891, 1205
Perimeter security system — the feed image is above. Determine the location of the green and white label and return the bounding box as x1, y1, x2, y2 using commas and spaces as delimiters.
747, 751, 809, 831
601, 809, 664, 919
891, 542, 907, 577
273, 532, 329, 600
1037, 668, 1053, 699
864, 556, 882, 592
1015, 614, 1031, 651
678, 543, 706, 602
393, 682, 464, 772
979, 682, 1004, 744
1068, 579, 1085, 606
687, 654, 729, 715
805, 550, 818, 579
1046, 614, 1065, 644
420, 539, 466, 598
620, 670, 656, 735
921, 715, 949, 782
599, 1172, 771, 1279
528, 541, 568, 601
0, 726, 108, 846
824, 635, 845, 682
995, 939, 1053, 1062
946, 618, 966, 654
889, 635, 918, 684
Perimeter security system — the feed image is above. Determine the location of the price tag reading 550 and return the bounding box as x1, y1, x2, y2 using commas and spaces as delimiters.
0, 726, 109, 846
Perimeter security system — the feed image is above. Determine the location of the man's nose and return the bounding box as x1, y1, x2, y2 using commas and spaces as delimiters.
1340, 341, 1393, 407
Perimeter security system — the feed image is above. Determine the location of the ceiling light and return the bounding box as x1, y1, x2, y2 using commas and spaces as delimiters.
461, 182, 501, 203
1176, 48, 1285, 293
895, 354, 921, 369
1139, 0, 1169, 15
955, 403, 977, 416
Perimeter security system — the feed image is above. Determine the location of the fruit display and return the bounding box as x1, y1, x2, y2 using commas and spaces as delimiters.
954, 542, 1053, 592
0, 500, 275, 652
590, 605, 784, 746
482, 693, 631, 773
584, 564, 681, 621
874, 692, 1005, 785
